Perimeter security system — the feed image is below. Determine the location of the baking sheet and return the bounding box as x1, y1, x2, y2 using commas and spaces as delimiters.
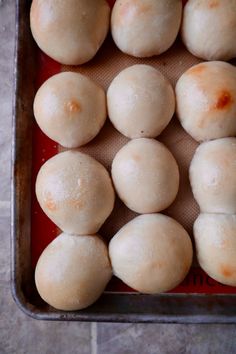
12, 0, 236, 324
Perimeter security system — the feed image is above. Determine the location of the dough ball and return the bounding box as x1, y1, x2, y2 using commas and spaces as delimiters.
181, 0, 236, 61
194, 213, 236, 286
34, 72, 106, 148
109, 214, 193, 293
189, 138, 236, 214
30, 0, 110, 65
176, 61, 236, 142
111, 0, 182, 57
111, 138, 179, 213
36, 150, 115, 234
107, 64, 175, 139
35, 233, 112, 310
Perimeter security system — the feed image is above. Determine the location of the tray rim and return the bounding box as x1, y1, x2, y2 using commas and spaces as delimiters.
11, 0, 236, 323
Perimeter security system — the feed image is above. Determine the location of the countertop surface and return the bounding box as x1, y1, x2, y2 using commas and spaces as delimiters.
1, 1, 236, 353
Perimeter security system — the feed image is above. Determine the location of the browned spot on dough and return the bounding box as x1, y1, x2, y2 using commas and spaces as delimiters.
197, 117, 205, 129
220, 264, 235, 277
122, 1, 150, 15
198, 90, 234, 127
132, 154, 141, 162
149, 261, 163, 270
215, 90, 233, 110
188, 64, 206, 76
44, 192, 57, 211
116, 0, 151, 25
209, 0, 219, 8
68, 199, 85, 209
66, 100, 81, 113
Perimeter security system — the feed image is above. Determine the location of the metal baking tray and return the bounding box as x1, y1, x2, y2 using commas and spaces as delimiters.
11, 0, 236, 323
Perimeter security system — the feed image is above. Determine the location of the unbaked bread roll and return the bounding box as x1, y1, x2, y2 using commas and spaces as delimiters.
194, 213, 236, 286
176, 61, 236, 142
34, 72, 106, 148
111, 138, 179, 213
107, 65, 175, 139
189, 138, 236, 214
109, 214, 193, 293
182, 0, 236, 61
111, 0, 182, 57
35, 233, 112, 311
36, 150, 115, 234
30, 0, 110, 65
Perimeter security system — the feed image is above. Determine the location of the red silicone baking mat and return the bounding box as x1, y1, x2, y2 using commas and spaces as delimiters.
31, 0, 236, 295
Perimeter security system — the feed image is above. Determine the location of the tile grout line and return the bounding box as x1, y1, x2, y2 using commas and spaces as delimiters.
91, 322, 98, 354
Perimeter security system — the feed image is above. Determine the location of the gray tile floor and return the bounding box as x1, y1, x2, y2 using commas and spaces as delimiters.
1, 1, 236, 353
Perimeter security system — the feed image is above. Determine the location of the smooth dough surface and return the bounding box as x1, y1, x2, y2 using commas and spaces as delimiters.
35, 233, 112, 311
107, 64, 175, 139
109, 214, 193, 294
34, 72, 106, 148
189, 138, 236, 214
30, 0, 110, 65
111, 138, 179, 213
182, 0, 236, 61
111, 0, 182, 57
176, 61, 236, 142
194, 214, 236, 286
36, 150, 115, 234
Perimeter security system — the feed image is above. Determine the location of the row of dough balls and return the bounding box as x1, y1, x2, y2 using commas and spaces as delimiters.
30, 0, 236, 65
34, 61, 236, 149
33, 66, 175, 147
36, 141, 179, 230
35, 147, 192, 311
190, 138, 236, 287
35, 215, 193, 311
